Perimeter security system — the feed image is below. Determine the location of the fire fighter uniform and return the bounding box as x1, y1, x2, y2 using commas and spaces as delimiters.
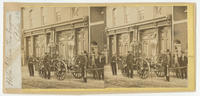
28, 57, 34, 76
126, 52, 134, 78
111, 55, 117, 75
43, 53, 51, 79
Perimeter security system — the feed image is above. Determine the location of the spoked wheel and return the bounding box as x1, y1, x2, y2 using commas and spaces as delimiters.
72, 72, 82, 79
121, 66, 128, 77
155, 71, 165, 77
55, 61, 66, 80
154, 54, 168, 77
154, 65, 165, 77
56, 70, 66, 80
136, 58, 150, 79
72, 55, 85, 79
39, 67, 46, 78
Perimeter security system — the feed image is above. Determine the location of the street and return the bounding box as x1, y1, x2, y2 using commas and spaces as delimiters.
104, 65, 187, 88
22, 65, 187, 89
22, 66, 104, 89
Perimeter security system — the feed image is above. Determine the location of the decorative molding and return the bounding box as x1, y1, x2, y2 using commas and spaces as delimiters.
90, 21, 105, 26
23, 16, 89, 37
107, 16, 171, 36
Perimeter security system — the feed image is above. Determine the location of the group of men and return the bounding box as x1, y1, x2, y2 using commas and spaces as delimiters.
27, 52, 52, 79
174, 50, 188, 79
111, 51, 135, 78
90, 51, 106, 80
110, 48, 188, 80
27, 50, 106, 82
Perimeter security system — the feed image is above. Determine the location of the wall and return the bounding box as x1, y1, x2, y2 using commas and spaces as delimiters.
90, 7, 106, 52
22, 7, 88, 30
106, 6, 172, 28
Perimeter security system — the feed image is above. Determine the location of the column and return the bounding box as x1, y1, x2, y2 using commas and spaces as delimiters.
154, 28, 159, 56
133, 29, 138, 42
83, 27, 89, 52
72, 29, 76, 56
23, 37, 26, 66
44, 33, 48, 54
114, 34, 118, 56
135, 27, 139, 41
106, 36, 110, 64
114, 34, 117, 55
52, 28, 56, 56
30, 36, 34, 57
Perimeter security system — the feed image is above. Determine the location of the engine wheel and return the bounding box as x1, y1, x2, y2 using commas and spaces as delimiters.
121, 66, 128, 77
136, 58, 150, 79
55, 61, 66, 80
72, 72, 82, 79
39, 67, 46, 78
56, 69, 66, 80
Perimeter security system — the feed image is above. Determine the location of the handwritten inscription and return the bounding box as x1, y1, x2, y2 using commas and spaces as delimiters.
5, 11, 21, 88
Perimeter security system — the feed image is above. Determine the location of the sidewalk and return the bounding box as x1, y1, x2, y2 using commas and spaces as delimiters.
104, 65, 187, 88
22, 66, 104, 89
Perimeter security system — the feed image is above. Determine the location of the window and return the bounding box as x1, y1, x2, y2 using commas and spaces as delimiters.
137, 7, 144, 20
29, 9, 32, 28
41, 7, 45, 25
123, 7, 128, 24
71, 7, 79, 17
56, 8, 61, 22
40, 7, 46, 25
112, 8, 116, 26
154, 6, 162, 17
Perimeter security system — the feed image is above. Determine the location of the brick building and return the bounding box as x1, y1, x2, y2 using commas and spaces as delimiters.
106, 6, 187, 62
22, 7, 89, 65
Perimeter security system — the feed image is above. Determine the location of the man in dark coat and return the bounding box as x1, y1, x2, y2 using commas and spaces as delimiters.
179, 51, 188, 79
82, 51, 88, 82
28, 57, 34, 76
165, 49, 171, 81
126, 51, 134, 78
43, 53, 51, 79
111, 54, 117, 75
97, 52, 105, 80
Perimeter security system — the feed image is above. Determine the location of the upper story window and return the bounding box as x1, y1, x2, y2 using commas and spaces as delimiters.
29, 9, 33, 28
154, 6, 162, 17
173, 6, 187, 21
71, 7, 79, 18
112, 8, 116, 26
136, 7, 144, 20
41, 7, 45, 25
123, 7, 128, 24
56, 8, 61, 22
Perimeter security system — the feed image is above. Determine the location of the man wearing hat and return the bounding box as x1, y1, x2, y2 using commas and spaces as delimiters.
126, 50, 134, 78
111, 54, 117, 75
43, 52, 51, 79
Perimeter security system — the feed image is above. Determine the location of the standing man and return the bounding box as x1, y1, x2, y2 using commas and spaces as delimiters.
43, 52, 51, 79
126, 51, 134, 78
165, 49, 171, 81
180, 51, 188, 79
28, 57, 34, 76
91, 51, 97, 79
111, 54, 117, 75
82, 51, 88, 82
98, 52, 105, 80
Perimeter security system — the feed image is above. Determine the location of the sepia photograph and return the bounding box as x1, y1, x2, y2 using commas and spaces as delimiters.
3, 3, 195, 94
21, 7, 106, 89
104, 6, 188, 88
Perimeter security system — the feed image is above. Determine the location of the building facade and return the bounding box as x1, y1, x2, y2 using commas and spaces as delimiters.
90, 7, 106, 53
106, 6, 187, 62
22, 7, 89, 65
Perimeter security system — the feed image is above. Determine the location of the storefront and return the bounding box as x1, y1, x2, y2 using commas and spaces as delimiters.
23, 16, 89, 65
106, 16, 172, 62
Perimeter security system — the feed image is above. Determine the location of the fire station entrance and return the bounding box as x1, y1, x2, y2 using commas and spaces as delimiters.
106, 16, 172, 63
